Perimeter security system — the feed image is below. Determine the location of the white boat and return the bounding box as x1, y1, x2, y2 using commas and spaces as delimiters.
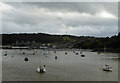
102, 46, 112, 72
36, 67, 46, 73
43, 68, 46, 72
103, 66, 112, 72
36, 68, 40, 73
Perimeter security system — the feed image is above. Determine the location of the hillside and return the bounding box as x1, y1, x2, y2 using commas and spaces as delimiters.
1, 33, 120, 52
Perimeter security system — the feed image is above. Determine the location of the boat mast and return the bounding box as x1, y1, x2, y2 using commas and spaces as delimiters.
104, 46, 106, 65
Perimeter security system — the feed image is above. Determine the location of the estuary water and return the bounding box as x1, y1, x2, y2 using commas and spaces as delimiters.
2, 49, 119, 81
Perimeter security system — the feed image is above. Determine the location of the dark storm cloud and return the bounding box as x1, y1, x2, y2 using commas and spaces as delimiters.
2, 2, 118, 37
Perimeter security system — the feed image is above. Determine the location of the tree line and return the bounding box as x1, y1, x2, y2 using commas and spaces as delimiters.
1, 33, 120, 52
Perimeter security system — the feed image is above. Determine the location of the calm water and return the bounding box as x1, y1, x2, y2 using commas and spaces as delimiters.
2, 49, 119, 81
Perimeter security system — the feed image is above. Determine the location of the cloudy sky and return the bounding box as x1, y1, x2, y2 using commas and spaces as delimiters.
1, 2, 118, 37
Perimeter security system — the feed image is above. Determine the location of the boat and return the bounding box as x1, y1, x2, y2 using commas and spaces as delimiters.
102, 46, 112, 72
36, 65, 46, 73
97, 49, 101, 54
65, 52, 67, 54
36, 68, 46, 73
97, 52, 101, 54
24, 57, 29, 61
65, 46, 67, 54
36, 47, 47, 73
103, 65, 112, 72
81, 54, 85, 57
4, 53, 7, 56
23, 52, 25, 54
80, 52, 82, 54
44, 48, 47, 57
4, 51, 7, 57
36, 67, 40, 73
76, 53, 79, 55
33, 52, 35, 55
55, 56, 57, 59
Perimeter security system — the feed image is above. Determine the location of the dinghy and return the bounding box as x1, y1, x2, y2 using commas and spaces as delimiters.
65, 52, 67, 54
76, 53, 79, 55
23, 52, 25, 54
81, 54, 85, 57
55, 56, 57, 59
102, 46, 112, 72
4, 53, 7, 56
97, 52, 101, 54
36, 65, 46, 73
24, 57, 29, 61
103, 65, 112, 72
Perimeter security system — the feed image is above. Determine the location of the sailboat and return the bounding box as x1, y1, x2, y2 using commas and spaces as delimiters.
36, 65, 46, 73
64, 45, 67, 54
103, 64, 112, 71
36, 47, 46, 73
102, 46, 112, 72
97, 49, 101, 54
54, 49, 58, 59
43, 48, 47, 57
80, 49, 85, 57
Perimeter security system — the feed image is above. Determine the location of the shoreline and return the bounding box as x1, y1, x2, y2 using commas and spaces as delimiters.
1, 47, 120, 53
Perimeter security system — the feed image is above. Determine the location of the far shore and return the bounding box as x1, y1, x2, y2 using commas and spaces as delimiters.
1, 46, 120, 53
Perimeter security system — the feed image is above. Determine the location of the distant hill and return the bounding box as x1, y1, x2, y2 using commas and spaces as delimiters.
1, 33, 80, 48
1, 33, 120, 52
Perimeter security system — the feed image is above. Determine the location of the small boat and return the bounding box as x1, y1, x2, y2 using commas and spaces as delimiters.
103, 65, 112, 72
33, 53, 35, 55
36, 65, 46, 73
23, 52, 25, 54
4, 53, 7, 56
37, 68, 46, 73
97, 52, 101, 54
55, 56, 57, 59
81, 54, 85, 57
37, 67, 40, 72
24, 57, 29, 61
102, 46, 112, 72
76, 53, 79, 55
54, 51, 56, 53
65, 52, 67, 54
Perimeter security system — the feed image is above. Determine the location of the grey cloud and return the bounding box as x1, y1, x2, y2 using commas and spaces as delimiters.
6, 2, 118, 16
2, 2, 118, 37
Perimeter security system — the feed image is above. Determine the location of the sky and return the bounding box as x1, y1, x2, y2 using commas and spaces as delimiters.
1, 2, 118, 37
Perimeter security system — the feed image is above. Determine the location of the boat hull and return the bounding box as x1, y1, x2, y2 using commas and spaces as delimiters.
103, 67, 112, 72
